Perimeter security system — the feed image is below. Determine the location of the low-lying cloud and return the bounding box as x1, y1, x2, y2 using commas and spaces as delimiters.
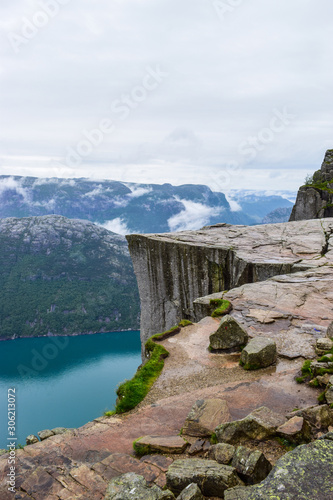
167, 198, 220, 232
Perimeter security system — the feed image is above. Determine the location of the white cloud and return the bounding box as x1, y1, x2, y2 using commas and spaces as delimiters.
167, 198, 220, 232
224, 194, 242, 212
126, 186, 153, 198
0, 177, 31, 203
102, 218, 129, 235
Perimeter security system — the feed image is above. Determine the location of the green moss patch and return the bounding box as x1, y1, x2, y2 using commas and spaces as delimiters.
178, 319, 193, 327
210, 299, 232, 318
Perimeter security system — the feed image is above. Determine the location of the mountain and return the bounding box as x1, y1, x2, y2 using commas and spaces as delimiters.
0, 176, 294, 233
0, 215, 140, 340
262, 207, 293, 224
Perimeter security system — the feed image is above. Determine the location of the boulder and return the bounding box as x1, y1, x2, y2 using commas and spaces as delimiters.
240, 439, 333, 499
37, 429, 54, 441
287, 404, 333, 431
51, 427, 67, 435
26, 435, 39, 445
134, 436, 188, 455
176, 483, 204, 500
231, 446, 272, 485
240, 337, 277, 370
104, 472, 175, 500
166, 459, 243, 497
277, 416, 311, 443
209, 443, 235, 464
325, 385, 333, 405
215, 406, 286, 444
183, 399, 231, 437
209, 315, 248, 351
316, 337, 333, 355
327, 321, 333, 339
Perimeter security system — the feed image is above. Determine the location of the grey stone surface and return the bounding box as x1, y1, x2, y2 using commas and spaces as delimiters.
104, 472, 175, 500
224, 486, 250, 500
231, 446, 272, 485
166, 459, 242, 497
209, 315, 248, 351
176, 483, 204, 500
242, 439, 333, 499
286, 404, 333, 431
37, 429, 54, 441
215, 406, 286, 444
240, 337, 277, 370
316, 337, 333, 354
26, 434, 39, 445
277, 416, 311, 443
127, 219, 333, 345
209, 443, 235, 464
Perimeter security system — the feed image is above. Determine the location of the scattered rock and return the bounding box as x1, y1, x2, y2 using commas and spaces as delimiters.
287, 404, 333, 431
176, 483, 204, 500
104, 472, 175, 500
231, 446, 272, 484
327, 321, 333, 339
316, 337, 333, 355
209, 315, 248, 351
188, 440, 205, 456
183, 399, 231, 437
224, 486, 250, 499
240, 337, 277, 370
318, 431, 333, 441
246, 309, 285, 324
317, 373, 331, 386
166, 459, 243, 497
215, 406, 286, 444
134, 436, 188, 455
325, 385, 333, 404
140, 455, 173, 473
26, 435, 39, 445
52, 427, 67, 435
277, 416, 311, 443
37, 429, 55, 441
209, 443, 235, 464
241, 439, 333, 499
310, 360, 333, 377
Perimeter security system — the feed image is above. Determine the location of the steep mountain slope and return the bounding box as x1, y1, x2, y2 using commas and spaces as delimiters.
0, 176, 294, 232
0, 216, 139, 339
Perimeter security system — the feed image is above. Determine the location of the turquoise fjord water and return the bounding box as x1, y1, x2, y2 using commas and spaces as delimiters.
0, 331, 141, 449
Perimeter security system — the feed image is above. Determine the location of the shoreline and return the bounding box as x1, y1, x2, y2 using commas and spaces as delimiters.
0, 327, 140, 342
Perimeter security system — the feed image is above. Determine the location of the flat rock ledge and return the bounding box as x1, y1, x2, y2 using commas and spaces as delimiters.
134, 436, 188, 455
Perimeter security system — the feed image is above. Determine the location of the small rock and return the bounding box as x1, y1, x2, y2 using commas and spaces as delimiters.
176, 483, 204, 500
134, 436, 188, 455
37, 429, 54, 441
215, 406, 286, 444
287, 404, 333, 431
231, 446, 272, 484
316, 337, 333, 355
209, 443, 235, 464
209, 315, 248, 351
104, 472, 175, 500
51, 427, 67, 435
224, 485, 250, 499
277, 416, 311, 443
310, 361, 333, 377
26, 435, 39, 445
325, 385, 333, 405
327, 321, 333, 339
188, 440, 205, 455
183, 399, 231, 437
240, 337, 277, 370
318, 432, 333, 441
317, 374, 331, 386
166, 458, 243, 497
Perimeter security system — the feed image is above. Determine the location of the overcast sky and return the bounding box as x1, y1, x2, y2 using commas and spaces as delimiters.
1, 0, 332, 192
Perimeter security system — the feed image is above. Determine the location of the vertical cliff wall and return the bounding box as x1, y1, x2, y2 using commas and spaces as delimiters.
290, 149, 333, 221
126, 221, 327, 347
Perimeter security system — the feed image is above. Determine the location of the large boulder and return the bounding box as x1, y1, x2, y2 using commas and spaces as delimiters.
215, 406, 286, 444
166, 459, 243, 497
240, 337, 277, 370
134, 436, 188, 455
231, 446, 272, 485
209, 315, 248, 351
104, 472, 175, 500
240, 438, 333, 499
183, 399, 231, 437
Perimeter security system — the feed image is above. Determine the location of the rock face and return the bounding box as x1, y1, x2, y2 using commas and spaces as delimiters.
215, 406, 286, 444
240, 337, 277, 370
127, 218, 333, 345
0, 215, 140, 338
166, 459, 242, 497
209, 315, 248, 351
104, 472, 175, 500
183, 399, 231, 437
290, 149, 333, 221
243, 439, 333, 499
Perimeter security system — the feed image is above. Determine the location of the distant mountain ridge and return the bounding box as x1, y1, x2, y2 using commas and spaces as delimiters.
0, 176, 294, 233
0, 215, 139, 339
